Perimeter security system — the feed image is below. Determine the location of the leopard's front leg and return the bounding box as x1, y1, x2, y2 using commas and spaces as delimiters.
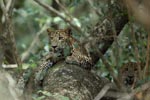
34, 60, 53, 87
65, 53, 93, 70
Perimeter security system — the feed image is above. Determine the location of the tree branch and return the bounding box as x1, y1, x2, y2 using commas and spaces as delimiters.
21, 20, 50, 61
0, 0, 7, 15
130, 23, 142, 79
98, 50, 123, 89
0, 0, 22, 67
55, 0, 73, 19
94, 83, 113, 100
117, 81, 150, 100
34, 0, 82, 33
5, 0, 12, 12
86, 0, 103, 16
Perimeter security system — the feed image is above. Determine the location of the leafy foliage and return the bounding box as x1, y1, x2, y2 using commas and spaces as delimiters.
11, 0, 148, 79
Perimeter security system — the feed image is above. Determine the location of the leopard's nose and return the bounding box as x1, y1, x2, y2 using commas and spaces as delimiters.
52, 46, 57, 49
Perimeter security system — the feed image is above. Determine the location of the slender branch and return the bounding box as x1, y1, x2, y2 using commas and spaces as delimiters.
97, 50, 123, 90
103, 82, 150, 99
124, 0, 150, 79
0, 0, 7, 23
2, 64, 17, 68
94, 83, 113, 100
0, 0, 13, 22
21, 20, 50, 61
34, 0, 82, 33
130, 23, 142, 79
117, 81, 150, 100
110, 15, 120, 70
0, 44, 4, 67
55, 0, 73, 19
86, 0, 103, 16
144, 32, 150, 78
5, 0, 12, 12
0, 0, 7, 15
105, 91, 128, 99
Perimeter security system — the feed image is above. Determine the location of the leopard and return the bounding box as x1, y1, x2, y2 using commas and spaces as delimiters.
16, 29, 70, 93
17, 28, 93, 93
47, 28, 93, 69
118, 62, 145, 89
34, 28, 93, 88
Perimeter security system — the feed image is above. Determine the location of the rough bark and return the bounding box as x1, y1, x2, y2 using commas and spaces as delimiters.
145, 34, 150, 78
0, 0, 23, 66
0, 70, 25, 100
43, 62, 110, 100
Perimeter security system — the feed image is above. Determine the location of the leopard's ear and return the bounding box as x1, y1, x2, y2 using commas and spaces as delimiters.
47, 28, 51, 33
65, 28, 72, 35
47, 28, 52, 35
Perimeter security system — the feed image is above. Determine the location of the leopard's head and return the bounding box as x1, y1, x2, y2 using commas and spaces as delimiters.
47, 28, 71, 57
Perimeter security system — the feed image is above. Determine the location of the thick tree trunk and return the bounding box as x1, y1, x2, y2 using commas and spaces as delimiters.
0, 0, 23, 66
43, 61, 111, 100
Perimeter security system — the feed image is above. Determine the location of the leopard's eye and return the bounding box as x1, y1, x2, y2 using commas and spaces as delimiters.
59, 36, 63, 40
49, 36, 53, 38
56, 32, 60, 34
125, 67, 128, 71
134, 68, 138, 71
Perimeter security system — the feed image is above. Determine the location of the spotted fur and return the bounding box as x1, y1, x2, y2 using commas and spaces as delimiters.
17, 28, 93, 92
47, 28, 93, 69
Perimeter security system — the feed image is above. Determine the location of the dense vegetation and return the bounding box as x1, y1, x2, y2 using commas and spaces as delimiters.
0, 0, 150, 100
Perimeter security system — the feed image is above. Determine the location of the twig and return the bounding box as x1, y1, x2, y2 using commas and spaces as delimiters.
34, 0, 82, 33
117, 81, 150, 100
87, 0, 103, 16
105, 91, 128, 99
97, 49, 123, 90
130, 23, 142, 79
2, 64, 18, 68
110, 15, 120, 70
102, 82, 150, 100
124, 0, 150, 79
55, 0, 73, 19
0, 44, 4, 67
21, 20, 50, 61
0, 0, 7, 15
94, 83, 113, 100
144, 32, 150, 78
0, 0, 13, 22
5, 0, 12, 12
